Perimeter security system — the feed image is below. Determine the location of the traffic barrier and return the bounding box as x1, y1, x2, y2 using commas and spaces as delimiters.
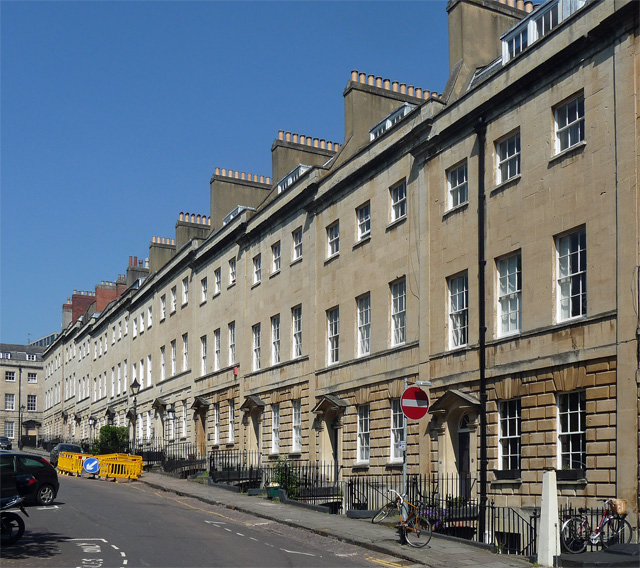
96, 458, 140, 481
56, 451, 142, 481
57, 452, 92, 476
98, 454, 143, 478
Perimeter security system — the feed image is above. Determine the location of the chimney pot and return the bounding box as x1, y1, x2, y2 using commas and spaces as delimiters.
313, 137, 319, 148
351, 70, 358, 81
400, 83, 406, 94
383, 79, 391, 90
260, 175, 265, 183
266, 177, 271, 184
525, 0, 533, 12
320, 139, 326, 149
392, 81, 399, 92
516, 0, 524, 9
215, 167, 220, 175
285, 131, 291, 142
375, 76, 382, 88
359, 72, 366, 83
408, 85, 414, 96
367, 74, 374, 86
293, 133, 298, 143
278, 130, 284, 140
423, 90, 430, 99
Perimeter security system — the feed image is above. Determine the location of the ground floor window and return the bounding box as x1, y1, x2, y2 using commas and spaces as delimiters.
557, 391, 586, 469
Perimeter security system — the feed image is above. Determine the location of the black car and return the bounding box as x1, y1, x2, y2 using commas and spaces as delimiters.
0, 436, 12, 450
0, 452, 59, 506
49, 443, 83, 467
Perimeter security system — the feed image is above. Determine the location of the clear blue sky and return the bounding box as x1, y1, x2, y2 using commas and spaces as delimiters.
1, 0, 450, 345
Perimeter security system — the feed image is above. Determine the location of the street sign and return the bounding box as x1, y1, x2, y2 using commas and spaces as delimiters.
400, 386, 430, 420
83, 457, 100, 475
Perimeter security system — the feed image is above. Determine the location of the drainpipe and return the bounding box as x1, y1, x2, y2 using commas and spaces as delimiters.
475, 118, 488, 542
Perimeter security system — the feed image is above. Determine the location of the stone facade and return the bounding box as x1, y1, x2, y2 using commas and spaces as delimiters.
0, 343, 45, 445
42, 0, 638, 527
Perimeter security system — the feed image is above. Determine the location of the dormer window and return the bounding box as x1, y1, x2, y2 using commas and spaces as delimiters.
502, 0, 587, 64
277, 165, 310, 194
370, 103, 416, 141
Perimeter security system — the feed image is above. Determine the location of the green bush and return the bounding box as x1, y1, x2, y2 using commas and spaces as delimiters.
91, 426, 129, 455
272, 457, 301, 500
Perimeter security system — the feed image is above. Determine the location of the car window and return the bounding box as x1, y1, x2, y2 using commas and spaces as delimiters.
0, 454, 14, 470
18, 456, 46, 469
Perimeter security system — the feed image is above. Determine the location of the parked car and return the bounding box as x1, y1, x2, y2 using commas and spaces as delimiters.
0, 437, 12, 450
0, 452, 59, 506
49, 443, 83, 467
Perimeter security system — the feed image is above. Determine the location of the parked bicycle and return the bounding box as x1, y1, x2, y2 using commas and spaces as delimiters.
560, 498, 633, 553
372, 489, 432, 547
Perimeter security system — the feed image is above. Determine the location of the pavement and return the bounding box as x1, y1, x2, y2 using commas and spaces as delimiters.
136, 470, 531, 568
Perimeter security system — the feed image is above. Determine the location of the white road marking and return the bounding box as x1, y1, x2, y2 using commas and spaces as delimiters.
236, 533, 244, 537
281, 549, 316, 557
37, 505, 60, 510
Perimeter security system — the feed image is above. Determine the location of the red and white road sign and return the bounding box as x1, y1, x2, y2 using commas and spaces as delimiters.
400, 386, 430, 420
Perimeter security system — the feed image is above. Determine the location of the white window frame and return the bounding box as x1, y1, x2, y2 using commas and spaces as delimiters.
327, 307, 339, 365
327, 222, 340, 257
271, 404, 280, 455
161, 295, 166, 320
182, 277, 189, 305
214, 329, 221, 371
228, 322, 236, 365
448, 273, 469, 349
292, 306, 302, 358
356, 202, 371, 241
213, 403, 220, 445
555, 95, 585, 154
496, 132, 521, 184
171, 286, 177, 313
499, 399, 521, 470
201, 277, 208, 303
390, 181, 407, 222
292, 399, 302, 453
160, 347, 166, 381
556, 229, 587, 321
5, 393, 15, 411
229, 258, 236, 285
182, 333, 188, 371
146, 355, 152, 388
497, 252, 522, 337
557, 391, 586, 470
292, 228, 303, 260
147, 306, 153, 328
447, 162, 468, 209
228, 400, 235, 443
357, 294, 371, 357
214, 268, 221, 295
200, 335, 207, 375
252, 324, 261, 371
253, 254, 262, 284
171, 340, 177, 376
272, 242, 281, 273
391, 279, 406, 346
271, 315, 280, 365
390, 399, 404, 463
357, 404, 370, 464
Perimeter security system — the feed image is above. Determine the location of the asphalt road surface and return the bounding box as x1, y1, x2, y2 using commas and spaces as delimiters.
1, 474, 418, 568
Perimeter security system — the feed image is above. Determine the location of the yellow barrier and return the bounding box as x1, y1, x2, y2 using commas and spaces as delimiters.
57, 452, 92, 476
56, 451, 142, 480
96, 458, 140, 481
98, 454, 143, 478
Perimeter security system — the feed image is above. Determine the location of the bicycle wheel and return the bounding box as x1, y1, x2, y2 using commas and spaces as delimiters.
404, 514, 432, 548
372, 502, 396, 524
602, 517, 633, 548
560, 517, 588, 554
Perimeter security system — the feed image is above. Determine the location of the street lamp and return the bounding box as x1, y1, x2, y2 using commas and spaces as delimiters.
130, 378, 140, 455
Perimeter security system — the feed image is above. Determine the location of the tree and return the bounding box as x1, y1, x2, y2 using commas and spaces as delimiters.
91, 426, 129, 455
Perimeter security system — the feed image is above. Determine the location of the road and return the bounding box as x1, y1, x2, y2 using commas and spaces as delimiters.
1, 474, 418, 568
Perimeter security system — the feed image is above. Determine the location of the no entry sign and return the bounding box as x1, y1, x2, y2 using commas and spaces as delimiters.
400, 386, 430, 420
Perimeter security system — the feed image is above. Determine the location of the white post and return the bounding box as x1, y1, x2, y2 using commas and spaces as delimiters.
537, 470, 561, 567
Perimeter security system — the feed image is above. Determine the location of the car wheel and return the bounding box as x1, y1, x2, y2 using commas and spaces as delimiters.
37, 484, 56, 506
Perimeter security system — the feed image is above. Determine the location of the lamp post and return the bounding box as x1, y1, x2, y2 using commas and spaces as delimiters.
130, 378, 140, 455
